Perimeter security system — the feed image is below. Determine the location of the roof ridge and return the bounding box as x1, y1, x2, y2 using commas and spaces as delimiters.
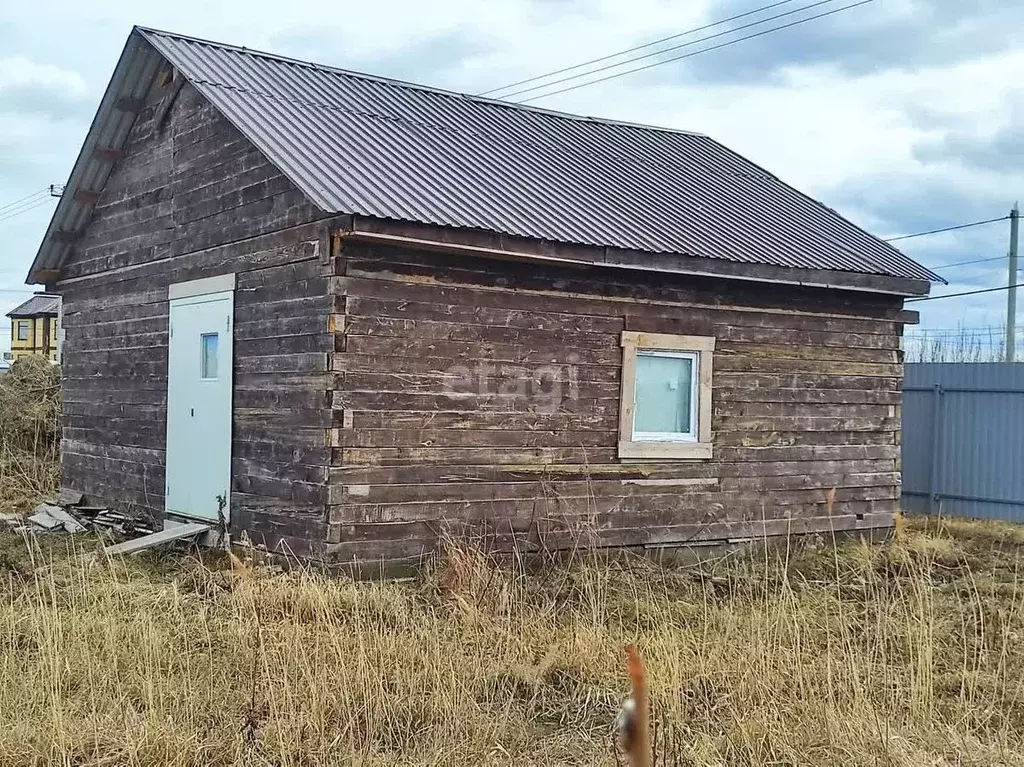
135, 25, 709, 139
188, 73, 733, 182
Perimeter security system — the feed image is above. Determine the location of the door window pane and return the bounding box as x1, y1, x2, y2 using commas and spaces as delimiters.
633, 351, 695, 437
201, 333, 219, 379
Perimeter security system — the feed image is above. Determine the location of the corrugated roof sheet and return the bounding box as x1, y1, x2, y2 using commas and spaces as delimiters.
28, 26, 940, 288
138, 28, 938, 285
7, 294, 60, 318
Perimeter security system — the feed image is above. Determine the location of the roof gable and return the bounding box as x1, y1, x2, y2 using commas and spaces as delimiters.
7, 294, 60, 318
28, 25, 940, 293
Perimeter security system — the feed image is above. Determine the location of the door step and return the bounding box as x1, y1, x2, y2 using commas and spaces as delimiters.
102, 522, 212, 557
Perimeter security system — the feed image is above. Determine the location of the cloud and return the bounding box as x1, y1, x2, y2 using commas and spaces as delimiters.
914, 96, 1024, 174
659, 0, 1020, 87
0, 56, 91, 121
270, 27, 486, 85
829, 167, 1010, 247
819, 147, 1016, 333
0, 143, 48, 178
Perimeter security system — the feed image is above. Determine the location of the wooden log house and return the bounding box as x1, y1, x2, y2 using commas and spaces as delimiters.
25, 27, 941, 567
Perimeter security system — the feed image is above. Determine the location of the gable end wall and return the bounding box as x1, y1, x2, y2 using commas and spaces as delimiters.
56, 75, 334, 554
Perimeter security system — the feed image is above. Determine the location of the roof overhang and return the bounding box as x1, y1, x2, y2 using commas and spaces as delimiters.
25, 28, 166, 286
339, 216, 932, 302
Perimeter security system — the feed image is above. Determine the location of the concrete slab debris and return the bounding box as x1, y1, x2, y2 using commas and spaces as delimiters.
102, 522, 211, 557
44, 506, 88, 534
28, 503, 87, 534
27, 510, 62, 530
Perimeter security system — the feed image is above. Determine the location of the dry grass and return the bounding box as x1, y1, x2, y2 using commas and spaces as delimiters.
1, 514, 1024, 766
0, 356, 61, 513
2, 362, 1023, 763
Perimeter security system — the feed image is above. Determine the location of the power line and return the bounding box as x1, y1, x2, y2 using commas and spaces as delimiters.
931, 254, 1006, 270
907, 282, 1024, 303
907, 324, 1020, 332
906, 339, 1017, 349
493, 0, 843, 101
0, 196, 55, 224
906, 327, 1024, 337
513, 0, 875, 104
0, 188, 49, 216
906, 326, 1003, 333
480, 0, 802, 97
512, 0, 872, 103
884, 216, 1009, 243
0, 196, 54, 222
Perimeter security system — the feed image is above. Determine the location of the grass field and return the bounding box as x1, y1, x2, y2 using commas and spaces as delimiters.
2, 513, 1024, 766
3, 358, 1024, 765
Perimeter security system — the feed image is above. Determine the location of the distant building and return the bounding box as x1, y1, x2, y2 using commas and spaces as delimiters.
5, 294, 61, 364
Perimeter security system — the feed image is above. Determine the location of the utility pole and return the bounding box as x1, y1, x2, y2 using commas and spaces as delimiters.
1007, 202, 1020, 363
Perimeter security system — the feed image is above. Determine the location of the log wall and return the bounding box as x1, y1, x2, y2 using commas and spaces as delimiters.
327, 239, 907, 567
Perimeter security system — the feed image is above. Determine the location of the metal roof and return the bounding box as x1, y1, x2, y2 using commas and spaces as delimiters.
28, 26, 941, 289
6, 294, 60, 318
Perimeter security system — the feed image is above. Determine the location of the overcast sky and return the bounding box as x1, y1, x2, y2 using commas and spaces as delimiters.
1, 0, 1022, 355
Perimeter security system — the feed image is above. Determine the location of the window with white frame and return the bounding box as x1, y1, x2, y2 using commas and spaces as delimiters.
618, 331, 714, 459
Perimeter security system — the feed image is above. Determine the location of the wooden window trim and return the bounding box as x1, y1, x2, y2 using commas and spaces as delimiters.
618, 331, 714, 460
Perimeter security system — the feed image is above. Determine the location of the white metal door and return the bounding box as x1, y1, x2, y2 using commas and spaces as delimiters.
166, 286, 233, 523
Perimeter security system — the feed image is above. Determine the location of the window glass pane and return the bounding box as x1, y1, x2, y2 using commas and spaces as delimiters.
17, 322, 29, 341
201, 333, 219, 379
634, 352, 693, 435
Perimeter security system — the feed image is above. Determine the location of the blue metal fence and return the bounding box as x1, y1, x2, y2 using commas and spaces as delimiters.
902, 363, 1024, 522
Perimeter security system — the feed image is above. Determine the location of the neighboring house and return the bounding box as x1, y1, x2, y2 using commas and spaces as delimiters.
5, 294, 60, 364
26, 27, 941, 566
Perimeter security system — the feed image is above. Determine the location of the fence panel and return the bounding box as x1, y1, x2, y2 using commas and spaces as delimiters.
902, 363, 1024, 522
